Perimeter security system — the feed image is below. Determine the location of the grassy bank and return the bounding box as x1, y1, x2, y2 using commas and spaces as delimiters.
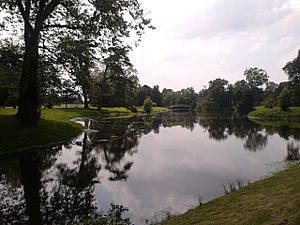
248, 107, 300, 121
160, 163, 300, 225
0, 107, 168, 155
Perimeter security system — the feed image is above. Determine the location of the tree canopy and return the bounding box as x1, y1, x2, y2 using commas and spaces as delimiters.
0, 0, 152, 125
283, 50, 300, 84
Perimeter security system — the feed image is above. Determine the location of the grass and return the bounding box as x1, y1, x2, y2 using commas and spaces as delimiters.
248, 107, 300, 121
0, 106, 169, 155
159, 163, 300, 225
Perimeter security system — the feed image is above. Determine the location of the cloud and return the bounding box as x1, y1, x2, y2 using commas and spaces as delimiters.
130, 0, 300, 91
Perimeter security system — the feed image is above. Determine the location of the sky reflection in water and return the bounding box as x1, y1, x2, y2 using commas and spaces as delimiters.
0, 112, 299, 225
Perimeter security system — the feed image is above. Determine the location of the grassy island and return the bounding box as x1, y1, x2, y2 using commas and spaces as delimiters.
248, 107, 300, 122
0, 107, 168, 155
159, 163, 300, 225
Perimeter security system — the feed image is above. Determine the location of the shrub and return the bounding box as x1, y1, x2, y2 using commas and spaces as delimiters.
278, 87, 292, 111
263, 97, 276, 109
143, 97, 153, 113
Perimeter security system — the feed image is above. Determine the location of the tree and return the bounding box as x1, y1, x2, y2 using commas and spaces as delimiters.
244, 67, 269, 88
57, 37, 93, 109
103, 46, 138, 111
39, 52, 62, 108
143, 96, 153, 113
199, 78, 232, 111
177, 87, 198, 108
232, 80, 254, 112
110, 69, 139, 112
283, 51, 300, 106
244, 67, 269, 105
151, 85, 162, 106
0, 40, 23, 108
262, 81, 278, 109
278, 87, 292, 111
0, 0, 152, 125
283, 50, 300, 84
137, 85, 152, 106
61, 79, 80, 108
162, 88, 177, 106
264, 81, 278, 98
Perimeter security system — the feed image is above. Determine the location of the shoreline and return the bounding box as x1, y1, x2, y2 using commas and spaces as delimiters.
159, 162, 300, 225
0, 107, 169, 156
247, 107, 300, 122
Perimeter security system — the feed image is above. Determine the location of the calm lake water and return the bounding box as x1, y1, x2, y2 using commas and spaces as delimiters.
0, 112, 300, 225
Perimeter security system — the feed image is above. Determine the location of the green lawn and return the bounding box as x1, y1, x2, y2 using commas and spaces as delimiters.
0, 107, 168, 155
159, 163, 300, 225
248, 107, 300, 121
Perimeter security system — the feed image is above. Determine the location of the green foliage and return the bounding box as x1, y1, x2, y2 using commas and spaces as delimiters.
137, 85, 163, 106
262, 97, 276, 109
278, 87, 292, 111
89, 47, 140, 111
76, 204, 131, 225
244, 67, 269, 105
57, 37, 93, 108
0, 0, 153, 124
61, 79, 81, 108
198, 79, 233, 111
0, 107, 168, 154
244, 67, 269, 88
143, 96, 153, 113
232, 80, 254, 112
264, 81, 278, 98
161, 88, 177, 106
0, 88, 8, 107
248, 107, 300, 121
176, 87, 198, 108
0, 40, 22, 107
283, 50, 300, 84
138, 86, 198, 108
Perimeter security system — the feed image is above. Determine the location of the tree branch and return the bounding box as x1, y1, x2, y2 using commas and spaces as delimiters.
16, 0, 33, 32
43, 0, 61, 21
35, 0, 47, 31
42, 24, 85, 30
16, 0, 26, 20
38, 44, 72, 74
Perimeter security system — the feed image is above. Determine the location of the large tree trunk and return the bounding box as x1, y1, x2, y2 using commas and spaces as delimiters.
17, 27, 40, 126
83, 91, 89, 109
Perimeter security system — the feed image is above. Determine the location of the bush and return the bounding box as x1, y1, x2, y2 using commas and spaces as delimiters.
143, 97, 153, 113
263, 97, 276, 109
278, 87, 292, 111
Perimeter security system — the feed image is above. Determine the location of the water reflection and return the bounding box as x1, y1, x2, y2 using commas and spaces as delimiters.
286, 142, 300, 161
0, 112, 299, 225
199, 115, 269, 152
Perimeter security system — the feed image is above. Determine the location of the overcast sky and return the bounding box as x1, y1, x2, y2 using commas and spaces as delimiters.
129, 0, 300, 91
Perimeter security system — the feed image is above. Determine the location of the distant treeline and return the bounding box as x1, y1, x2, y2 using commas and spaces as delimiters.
0, 39, 299, 112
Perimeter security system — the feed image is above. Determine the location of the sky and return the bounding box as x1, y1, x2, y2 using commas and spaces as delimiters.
129, 0, 300, 91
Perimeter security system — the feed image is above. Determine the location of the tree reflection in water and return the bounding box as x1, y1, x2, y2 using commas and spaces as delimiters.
198, 114, 269, 152
286, 141, 300, 161
0, 112, 299, 224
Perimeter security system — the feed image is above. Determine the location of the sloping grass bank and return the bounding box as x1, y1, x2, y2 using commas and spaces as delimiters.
160, 163, 300, 225
0, 107, 168, 155
248, 107, 300, 121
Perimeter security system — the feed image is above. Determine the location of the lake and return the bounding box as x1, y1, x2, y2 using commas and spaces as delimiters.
0, 112, 299, 225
